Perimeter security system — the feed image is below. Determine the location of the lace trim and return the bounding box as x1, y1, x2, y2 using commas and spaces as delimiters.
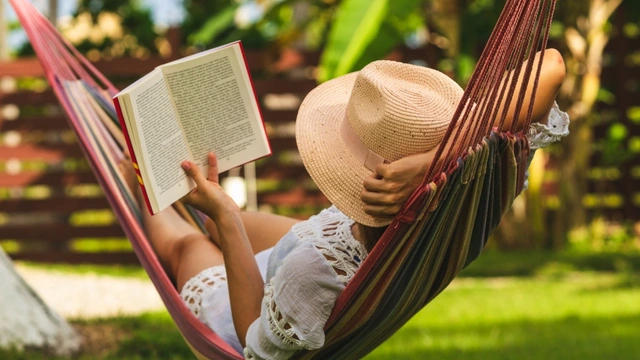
256, 207, 369, 350
262, 278, 312, 350
292, 207, 368, 283
180, 265, 227, 320
528, 101, 570, 150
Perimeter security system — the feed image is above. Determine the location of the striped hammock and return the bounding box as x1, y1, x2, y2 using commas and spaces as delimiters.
10, 0, 556, 358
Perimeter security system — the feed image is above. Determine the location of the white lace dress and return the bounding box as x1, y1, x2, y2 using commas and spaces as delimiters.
180, 206, 367, 359
179, 103, 570, 360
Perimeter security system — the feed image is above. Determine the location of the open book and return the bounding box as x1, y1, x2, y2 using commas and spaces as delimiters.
113, 41, 271, 215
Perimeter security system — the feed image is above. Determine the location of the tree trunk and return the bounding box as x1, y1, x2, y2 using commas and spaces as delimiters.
0, 249, 81, 356
48, 0, 58, 25
428, 0, 461, 58
550, 0, 623, 248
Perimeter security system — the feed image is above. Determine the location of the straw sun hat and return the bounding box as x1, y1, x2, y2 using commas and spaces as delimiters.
296, 60, 464, 227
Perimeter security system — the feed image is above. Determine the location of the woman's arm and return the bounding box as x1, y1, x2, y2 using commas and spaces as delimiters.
361, 49, 566, 219
181, 153, 263, 346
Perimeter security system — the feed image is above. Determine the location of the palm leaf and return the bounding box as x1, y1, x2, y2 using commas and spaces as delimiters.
319, 0, 424, 82
188, 5, 237, 45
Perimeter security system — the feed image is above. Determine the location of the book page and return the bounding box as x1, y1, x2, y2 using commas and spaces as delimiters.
125, 69, 194, 212
161, 43, 270, 173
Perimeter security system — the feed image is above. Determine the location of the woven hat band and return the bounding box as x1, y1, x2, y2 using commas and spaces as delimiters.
340, 113, 387, 171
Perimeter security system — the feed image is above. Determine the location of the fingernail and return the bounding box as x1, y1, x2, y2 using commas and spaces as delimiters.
181, 162, 190, 171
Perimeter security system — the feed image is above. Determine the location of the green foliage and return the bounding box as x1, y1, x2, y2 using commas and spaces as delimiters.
318, 0, 425, 82
628, 107, 640, 124
568, 219, 640, 253
75, 0, 157, 52
549, 20, 565, 39
180, 0, 239, 49
187, 5, 238, 46
318, 0, 388, 81
16, 0, 159, 57
181, 0, 314, 50
600, 122, 635, 166
457, 0, 505, 82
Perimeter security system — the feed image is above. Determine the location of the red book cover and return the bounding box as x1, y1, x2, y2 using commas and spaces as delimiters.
237, 41, 272, 158
111, 41, 271, 215
113, 97, 155, 215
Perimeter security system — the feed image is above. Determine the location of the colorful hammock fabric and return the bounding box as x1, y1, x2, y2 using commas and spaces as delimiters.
10, 0, 555, 358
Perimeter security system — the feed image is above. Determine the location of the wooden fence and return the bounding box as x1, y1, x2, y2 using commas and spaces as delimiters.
2, 18, 639, 263
0, 43, 441, 264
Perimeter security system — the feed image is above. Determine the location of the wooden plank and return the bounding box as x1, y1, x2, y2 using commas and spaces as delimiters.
95, 57, 167, 76
0, 171, 97, 187
9, 251, 140, 265
265, 137, 299, 152
257, 188, 327, 206
1, 224, 125, 241
0, 116, 71, 131
1, 90, 58, 105
0, 144, 84, 160
261, 109, 298, 124
253, 79, 317, 95
0, 57, 162, 78
586, 178, 640, 192
0, 197, 111, 212
0, 50, 305, 79
0, 58, 45, 77
267, 49, 321, 73
0, 47, 441, 83
256, 165, 309, 179
0, 80, 316, 106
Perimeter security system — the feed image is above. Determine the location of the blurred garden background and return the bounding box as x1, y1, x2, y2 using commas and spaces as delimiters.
1, 0, 640, 359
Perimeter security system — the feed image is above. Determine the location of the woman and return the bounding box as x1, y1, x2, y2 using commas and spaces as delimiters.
119, 49, 568, 359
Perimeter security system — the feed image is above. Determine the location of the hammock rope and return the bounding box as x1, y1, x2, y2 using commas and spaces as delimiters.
9, 0, 556, 358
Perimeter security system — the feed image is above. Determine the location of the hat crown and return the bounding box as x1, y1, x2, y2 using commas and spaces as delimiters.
346, 61, 463, 162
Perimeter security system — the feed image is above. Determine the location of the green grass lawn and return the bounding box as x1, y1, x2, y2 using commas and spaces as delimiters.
366, 272, 640, 359
4, 251, 640, 359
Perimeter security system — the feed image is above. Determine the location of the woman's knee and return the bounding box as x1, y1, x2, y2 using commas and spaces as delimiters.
542, 48, 566, 90
165, 233, 213, 279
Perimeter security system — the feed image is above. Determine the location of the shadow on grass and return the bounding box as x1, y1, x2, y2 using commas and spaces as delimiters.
0, 312, 193, 360
367, 313, 640, 360
461, 251, 640, 278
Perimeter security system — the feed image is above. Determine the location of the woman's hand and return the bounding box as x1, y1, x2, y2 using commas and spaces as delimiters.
181, 152, 240, 221
361, 151, 436, 219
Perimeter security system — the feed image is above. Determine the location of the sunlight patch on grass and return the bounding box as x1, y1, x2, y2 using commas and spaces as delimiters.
16, 261, 148, 279
69, 238, 132, 253
367, 273, 640, 359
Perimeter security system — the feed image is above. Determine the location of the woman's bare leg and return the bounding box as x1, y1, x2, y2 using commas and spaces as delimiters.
204, 212, 300, 254
118, 159, 224, 291
498, 48, 566, 130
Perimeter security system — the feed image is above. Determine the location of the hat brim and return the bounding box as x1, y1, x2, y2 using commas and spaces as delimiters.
296, 72, 391, 227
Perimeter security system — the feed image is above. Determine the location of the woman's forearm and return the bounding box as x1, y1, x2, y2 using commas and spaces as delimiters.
214, 213, 263, 347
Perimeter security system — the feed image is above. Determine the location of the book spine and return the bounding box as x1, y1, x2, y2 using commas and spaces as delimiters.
238, 41, 272, 157
113, 96, 155, 215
